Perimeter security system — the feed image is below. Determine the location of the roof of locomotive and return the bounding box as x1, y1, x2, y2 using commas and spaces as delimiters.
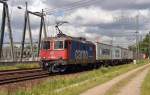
42, 35, 94, 45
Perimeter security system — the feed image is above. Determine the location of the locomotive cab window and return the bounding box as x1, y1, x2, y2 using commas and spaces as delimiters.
42, 41, 50, 49
54, 41, 64, 49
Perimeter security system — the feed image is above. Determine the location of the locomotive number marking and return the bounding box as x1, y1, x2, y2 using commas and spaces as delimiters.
75, 50, 88, 60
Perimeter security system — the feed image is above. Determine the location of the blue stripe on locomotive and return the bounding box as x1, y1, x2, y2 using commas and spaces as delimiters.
69, 40, 94, 61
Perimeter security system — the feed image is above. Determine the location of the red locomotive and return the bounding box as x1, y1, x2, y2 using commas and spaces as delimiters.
39, 22, 96, 72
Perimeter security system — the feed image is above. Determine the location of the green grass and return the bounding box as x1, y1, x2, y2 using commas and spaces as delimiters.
0, 60, 149, 95
0, 63, 40, 70
141, 69, 150, 95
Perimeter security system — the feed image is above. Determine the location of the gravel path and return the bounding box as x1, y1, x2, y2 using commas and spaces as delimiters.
80, 63, 150, 95
117, 67, 149, 95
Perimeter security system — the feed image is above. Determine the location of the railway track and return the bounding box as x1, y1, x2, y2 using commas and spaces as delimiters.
0, 66, 92, 85
0, 60, 134, 85
0, 68, 40, 73
0, 68, 49, 85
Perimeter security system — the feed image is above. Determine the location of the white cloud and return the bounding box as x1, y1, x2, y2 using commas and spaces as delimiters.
29, 0, 49, 12
136, 0, 150, 4
65, 7, 114, 25
1, 0, 150, 47
59, 25, 86, 37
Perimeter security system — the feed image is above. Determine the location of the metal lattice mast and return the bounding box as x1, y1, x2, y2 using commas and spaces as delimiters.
20, 2, 47, 61
5, 3, 14, 60
0, 1, 14, 60
0, 3, 6, 59
20, 2, 28, 61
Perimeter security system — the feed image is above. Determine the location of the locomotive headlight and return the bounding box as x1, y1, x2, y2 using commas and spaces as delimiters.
45, 62, 49, 66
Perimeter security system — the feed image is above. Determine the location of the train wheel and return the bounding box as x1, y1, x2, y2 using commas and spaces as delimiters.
39, 62, 46, 70
51, 64, 62, 73
48, 65, 52, 73
42, 64, 47, 70
60, 67, 66, 73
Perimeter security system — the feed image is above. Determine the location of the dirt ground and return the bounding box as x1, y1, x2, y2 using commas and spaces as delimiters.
80, 63, 150, 95
116, 67, 149, 95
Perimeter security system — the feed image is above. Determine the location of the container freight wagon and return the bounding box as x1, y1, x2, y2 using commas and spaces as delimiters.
120, 48, 133, 63
95, 42, 112, 60
111, 46, 122, 65
128, 50, 133, 60
95, 42, 120, 66
112, 46, 122, 59
95, 42, 133, 66
39, 36, 96, 72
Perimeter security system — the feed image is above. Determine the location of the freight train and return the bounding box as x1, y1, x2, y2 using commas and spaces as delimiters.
39, 34, 133, 73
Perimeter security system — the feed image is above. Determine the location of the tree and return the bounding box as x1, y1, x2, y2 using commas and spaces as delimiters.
129, 33, 150, 57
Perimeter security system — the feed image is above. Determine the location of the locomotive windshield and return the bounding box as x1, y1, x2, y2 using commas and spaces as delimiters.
54, 41, 64, 49
42, 41, 50, 49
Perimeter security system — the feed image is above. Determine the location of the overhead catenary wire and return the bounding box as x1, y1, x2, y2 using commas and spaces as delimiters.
45, 0, 91, 11
42, 0, 150, 37
44, 0, 100, 15
5, 1, 150, 48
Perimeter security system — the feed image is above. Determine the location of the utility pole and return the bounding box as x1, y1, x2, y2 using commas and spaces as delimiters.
111, 35, 113, 59
19, 2, 47, 61
0, 0, 14, 60
135, 14, 139, 60
38, 9, 44, 56
20, 2, 30, 61
0, 2, 6, 59
149, 32, 150, 58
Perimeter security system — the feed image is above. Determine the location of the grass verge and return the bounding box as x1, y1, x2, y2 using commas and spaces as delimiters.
141, 69, 150, 95
0, 63, 40, 70
0, 60, 149, 95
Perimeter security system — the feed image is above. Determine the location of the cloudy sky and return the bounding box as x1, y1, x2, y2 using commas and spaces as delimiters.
1, 0, 150, 47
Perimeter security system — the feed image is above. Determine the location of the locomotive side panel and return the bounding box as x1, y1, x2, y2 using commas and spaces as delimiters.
69, 40, 95, 64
